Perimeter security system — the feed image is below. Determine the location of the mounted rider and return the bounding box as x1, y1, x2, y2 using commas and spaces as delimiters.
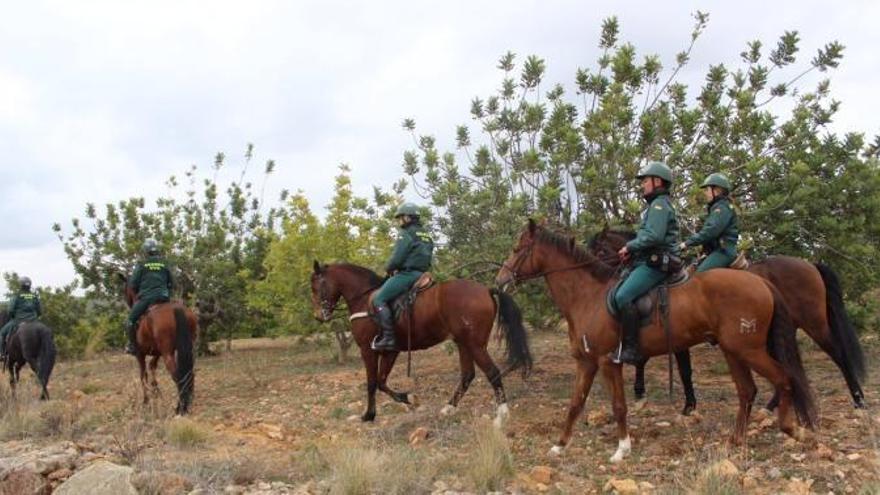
0, 277, 41, 360
370, 202, 434, 351
125, 238, 174, 355
613, 161, 681, 364
679, 173, 739, 272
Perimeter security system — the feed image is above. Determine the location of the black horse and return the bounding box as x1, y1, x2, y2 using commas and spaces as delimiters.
1, 309, 57, 400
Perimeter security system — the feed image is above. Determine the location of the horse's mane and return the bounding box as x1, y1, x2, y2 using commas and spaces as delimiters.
587, 228, 636, 248
332, 263, 384, 286
534, 227, 617, 281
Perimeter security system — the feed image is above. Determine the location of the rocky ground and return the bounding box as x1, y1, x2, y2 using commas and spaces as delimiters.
0, 330, 877, 494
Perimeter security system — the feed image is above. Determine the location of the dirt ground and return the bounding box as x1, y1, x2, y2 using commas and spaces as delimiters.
3, 329, 879, 493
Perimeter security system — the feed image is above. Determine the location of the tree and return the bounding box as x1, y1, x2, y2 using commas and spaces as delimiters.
402, 12, 880, 321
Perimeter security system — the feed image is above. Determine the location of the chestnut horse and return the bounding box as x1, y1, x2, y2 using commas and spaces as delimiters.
589, 228, 867, 411
122, 281, 198, 415
310, 261, 532, 426
496, 220, 816, 462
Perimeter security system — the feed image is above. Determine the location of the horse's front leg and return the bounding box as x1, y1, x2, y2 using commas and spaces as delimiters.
377, 352, 410, 404
632, 357, 648, 411
359, 347, 379, 422
601, 360, 631, 463
551, 356, 598, 456
138, 354, 149, 405
675, 350, 697, 415
443, 343, 475, 415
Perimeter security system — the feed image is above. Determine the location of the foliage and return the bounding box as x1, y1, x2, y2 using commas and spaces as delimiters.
401, 12, 880, 320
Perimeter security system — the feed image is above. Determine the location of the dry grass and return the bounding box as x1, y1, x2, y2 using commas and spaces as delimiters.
110, 419, 155, 465
164, 417, 210, 448
466, 420, 514, 493
325, 441, 437, 495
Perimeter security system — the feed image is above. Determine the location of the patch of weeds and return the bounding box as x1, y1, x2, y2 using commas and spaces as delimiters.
111, 419, 153, 465
80, 383, 102, 395
164, 417, 210, 448
709, 359, 729, 375
467, 420, 514, 493
330, 407, 349, 419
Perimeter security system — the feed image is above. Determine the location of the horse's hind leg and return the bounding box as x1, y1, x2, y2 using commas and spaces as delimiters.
722, 352, 757, 446
443, 343, 475, 415
470, 346, 508, 428
739, 350, 801, 440
149, 356, 161, 397
552, 357, 598, 456
159, 352, 182, 414
376, 352, 409, 405
138, 355, 149, 405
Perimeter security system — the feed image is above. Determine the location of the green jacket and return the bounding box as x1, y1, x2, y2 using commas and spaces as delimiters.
386, 223, 434, 273
685, 196, 738, 255
625, 191, 681, 262
129, 255, 174, 299
8, 290, 41, 321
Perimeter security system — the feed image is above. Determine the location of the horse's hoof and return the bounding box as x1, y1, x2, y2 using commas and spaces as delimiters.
609, 436, 632, 464
361, 412, 376, 422
548, 445, 564, 457
681, 403, 696, 416
854, 398, 867, 409
493, 403, 510, 429
440, 405, 456, 416
633, 398, 647, 412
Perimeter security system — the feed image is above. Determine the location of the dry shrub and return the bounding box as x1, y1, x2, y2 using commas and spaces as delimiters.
0, 396, 44, 440
326, 441, 437, 495
466, 420, 514, 493
111, 419, 154, 465
164, 417, 210, 448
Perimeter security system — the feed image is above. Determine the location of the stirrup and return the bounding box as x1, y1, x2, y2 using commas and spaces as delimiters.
371, 335, 396, 351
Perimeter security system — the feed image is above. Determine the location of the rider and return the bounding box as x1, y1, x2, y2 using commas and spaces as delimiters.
370, 202, 434, 351
0, 277, 41, 360
125, 238, 174, 355
613, 161, 681, 364
679, 173, 739, 272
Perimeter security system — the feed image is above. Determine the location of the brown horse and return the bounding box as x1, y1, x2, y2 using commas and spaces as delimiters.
310, 261, 532, 426
2, 309, 56, 401
123, 283, 198, 415
495, 220, 816, 462
589, 228, 867, 411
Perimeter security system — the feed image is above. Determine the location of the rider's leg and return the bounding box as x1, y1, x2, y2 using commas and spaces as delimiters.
696, 251, 736, 272
0, 320, 16, 358
125, 298, 152, 354
612, 264, 667, 364
370, 272, 421, 351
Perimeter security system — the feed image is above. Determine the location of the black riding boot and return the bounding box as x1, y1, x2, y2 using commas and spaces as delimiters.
614, 303, 642, 365
125, 322, 137, 355
371, 304, 397, 351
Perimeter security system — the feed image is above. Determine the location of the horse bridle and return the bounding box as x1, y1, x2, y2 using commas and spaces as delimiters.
314, 272, 379, 322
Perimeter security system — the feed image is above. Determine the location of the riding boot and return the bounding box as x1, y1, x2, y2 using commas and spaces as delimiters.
371, 304, 397, 351
125, 322, 138, 355
614, 303, 642, 365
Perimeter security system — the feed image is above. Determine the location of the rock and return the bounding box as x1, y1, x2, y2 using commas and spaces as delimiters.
846, 453, 861, 461
346, 415, 360, 422
703, 459, 739, 479
529, 466, 554, 485
638, 481, 656, 491
742, 476, 758, 490
655, 421, 671, 427
758, 417, 775, 429
785, 478, 813, 495
767, 467, 782, 479
257, 481, 271, 490
603, 478, 639, 494
409, 427, 430, 446
0, 469, 49, 495
131, 470, 194, 495
54, 461, 137, 495
257, 423, 283, 440
47, 468, 73, 481
224, 485, 245, 494
813, 443, 835, 461
790, 453, 807, 462
75, 452, 105, 468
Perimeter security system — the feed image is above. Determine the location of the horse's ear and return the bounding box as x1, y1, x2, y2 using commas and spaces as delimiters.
115, 272, 127, 285
527, 218, 537, 234
313, 260, 322, 274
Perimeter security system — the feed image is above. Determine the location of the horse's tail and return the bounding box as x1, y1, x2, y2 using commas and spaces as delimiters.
766, 283, 818, 429
37, 326, 56, 392
490, 289, 532, 378
174, 307, 195, 413
815, 263, 866, 382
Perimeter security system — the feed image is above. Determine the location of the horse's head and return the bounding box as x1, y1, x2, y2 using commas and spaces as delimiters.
588, 228, 633, 266
310, 260, 341, 322
495, 218, 545, 289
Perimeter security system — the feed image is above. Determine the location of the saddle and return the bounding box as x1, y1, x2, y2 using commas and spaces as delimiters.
606, 269, 691, 327
368, 272, 435, 322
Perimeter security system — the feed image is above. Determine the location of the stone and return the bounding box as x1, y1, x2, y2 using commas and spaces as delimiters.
813, 443, 835, 461
131, 470, 194, 495
603, 478, 639, 494
846, 453, 861, 461
224, 485, 245, 494
742, 476, 758, 490
638, 481, 656, 491
409, 427, 430, 446
767, 467, 782, 479
54, 461, 137, 495
790, 453, 807, 462
654, 421, 671, 427
0, 469, 49, 495
529, 466, 554, 485
47, 468, 73, 481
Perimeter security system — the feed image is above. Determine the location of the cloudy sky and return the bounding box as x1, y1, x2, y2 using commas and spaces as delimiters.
1, 0, 877, 289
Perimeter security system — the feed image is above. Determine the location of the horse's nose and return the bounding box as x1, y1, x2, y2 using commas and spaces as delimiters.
494, 269, 512, 289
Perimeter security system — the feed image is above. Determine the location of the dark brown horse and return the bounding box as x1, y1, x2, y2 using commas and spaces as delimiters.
122, 282, 198, 415
1, 310, 56, 400
589, 228, 867, 411
496, 220, 816, 462
310, 261, 532, 426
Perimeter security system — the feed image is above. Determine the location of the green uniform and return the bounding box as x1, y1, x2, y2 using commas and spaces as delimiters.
0, 290, 42, 354
127, 255, 174, 329
373, 222, 434, 307
685, 196, 738, 272
614, 191, 681, 310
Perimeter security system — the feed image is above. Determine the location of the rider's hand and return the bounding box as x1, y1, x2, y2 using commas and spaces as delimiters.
679, 242, 687, 251
617, 246, 630, 262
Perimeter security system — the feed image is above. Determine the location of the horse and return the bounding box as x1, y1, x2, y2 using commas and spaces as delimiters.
121, 278, 198, 415
1, 309, 56, 400
495, 219, 817, 462
588, 227, 867, 411
310, 261, 532, 426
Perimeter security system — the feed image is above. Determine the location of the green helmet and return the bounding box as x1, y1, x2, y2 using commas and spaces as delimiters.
142, 238, 160, 256
700, 172, 731, 191
636, 161, 673, 183
394, 202, 420, 218
19, 277, 31, 291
